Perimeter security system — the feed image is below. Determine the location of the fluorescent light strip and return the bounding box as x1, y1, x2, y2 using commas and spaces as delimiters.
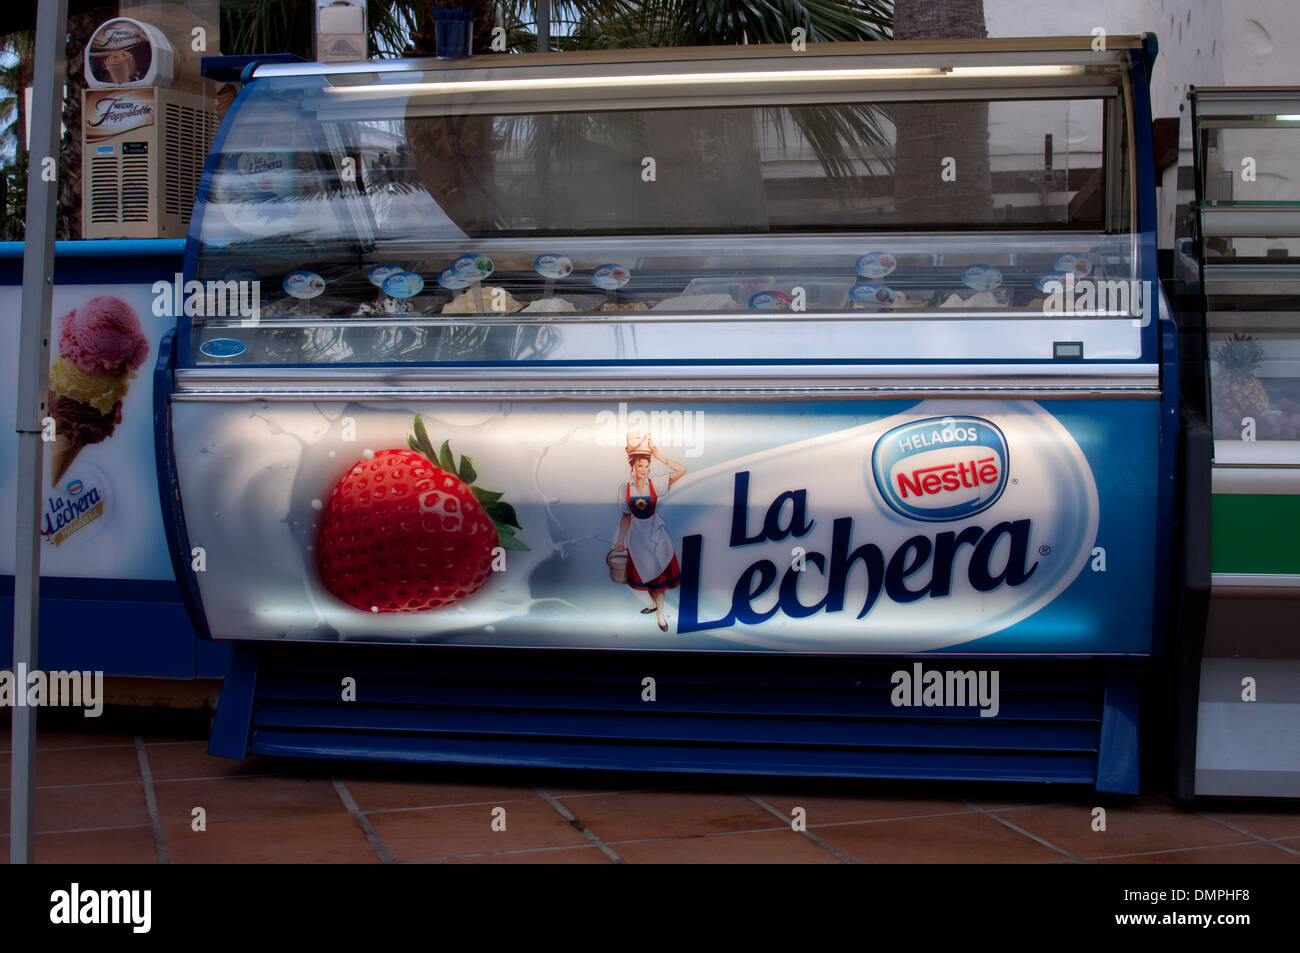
948, 65, 1085, 78
1276, 114, 1300, 120
323, 64, 1084, 96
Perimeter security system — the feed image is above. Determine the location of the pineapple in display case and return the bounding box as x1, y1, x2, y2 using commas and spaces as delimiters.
1211, 333, 1299, 440
1211, 334, 1269, 439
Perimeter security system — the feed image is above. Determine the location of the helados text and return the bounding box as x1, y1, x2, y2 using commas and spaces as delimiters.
677, 471, 1039, 633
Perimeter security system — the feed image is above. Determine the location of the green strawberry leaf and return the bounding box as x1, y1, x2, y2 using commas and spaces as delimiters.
458, 454, 477, 484
412, 415, 433, 457
490, 521, 529, 551
484, 500, 521, 529
408, 415, 529, 551
495, 531, 529, 551
437, 439, 456, 473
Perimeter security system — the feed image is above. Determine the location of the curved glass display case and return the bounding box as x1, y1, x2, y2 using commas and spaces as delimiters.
180, 39, 1156, 370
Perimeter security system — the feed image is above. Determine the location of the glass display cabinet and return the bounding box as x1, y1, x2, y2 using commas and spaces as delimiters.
162, 37, 1177, 791
1184, 87, 1300, 799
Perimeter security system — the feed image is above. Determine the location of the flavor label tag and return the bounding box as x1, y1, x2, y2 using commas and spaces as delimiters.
534, 254, 573, 279
961, 265, 1003, 291
1035, 273, 1080, 292
856, 251, 897, 279
850, 282, 896, 306
437, 268, 469, 290
452, 254, 494, 282
381, 272, 424, 299
1054, 254, 1092, 277
592, 264, 631, 290
368, 264, 403, 288
283, 270, 325, 299
748, 291, 793, 310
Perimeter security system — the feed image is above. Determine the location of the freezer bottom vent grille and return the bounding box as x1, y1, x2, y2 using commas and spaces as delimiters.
210, 643, 1139, 790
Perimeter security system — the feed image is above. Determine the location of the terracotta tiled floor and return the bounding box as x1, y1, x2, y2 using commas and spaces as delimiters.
2, 714, 1299, 864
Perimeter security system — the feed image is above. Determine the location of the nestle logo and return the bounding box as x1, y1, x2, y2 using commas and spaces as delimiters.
872, 416, 1009, 522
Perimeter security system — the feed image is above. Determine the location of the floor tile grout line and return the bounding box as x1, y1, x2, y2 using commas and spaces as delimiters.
978, 802, 1073, 813
1197, 813, 1300, 854
591, 809, 1047, 847
134, 738, 170, 865
0, 780, 145, 793
809, 808, 983, 829
361, 795, 545, 815
533, 787, 626, 864
606, 825, 794, 845
7, 821, 155, 837
746, 794, 856, 864
537, 786, 684, 800
332, 778, 397, 864
1089, 838, 1292, 861
964, 801, 1087, 863
355, 787, 687, 814
400, 842, 607, 863
156, 811, 356, 828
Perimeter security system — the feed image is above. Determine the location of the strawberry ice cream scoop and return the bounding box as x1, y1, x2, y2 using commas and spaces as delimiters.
58, 296, 149, 377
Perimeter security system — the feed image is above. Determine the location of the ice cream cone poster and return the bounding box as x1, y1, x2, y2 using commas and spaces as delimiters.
171, 397, 1161, 654
46, 296, 149, 489
0, 283, 171, 579
36, 295, 147, 555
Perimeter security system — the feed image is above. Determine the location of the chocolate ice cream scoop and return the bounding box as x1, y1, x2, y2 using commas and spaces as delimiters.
49, 390, 122, 445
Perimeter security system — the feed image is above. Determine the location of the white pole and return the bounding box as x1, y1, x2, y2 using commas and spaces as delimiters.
10, 0, 70, 864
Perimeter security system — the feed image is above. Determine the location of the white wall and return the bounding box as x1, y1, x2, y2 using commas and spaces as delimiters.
984, 0, 1230, 119
985, 0, 1300, 245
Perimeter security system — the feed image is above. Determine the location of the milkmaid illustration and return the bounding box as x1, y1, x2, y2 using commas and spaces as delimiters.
608, 432, 687, 632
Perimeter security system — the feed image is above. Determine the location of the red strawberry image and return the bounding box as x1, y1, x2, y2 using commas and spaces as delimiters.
316, 415, 526, 613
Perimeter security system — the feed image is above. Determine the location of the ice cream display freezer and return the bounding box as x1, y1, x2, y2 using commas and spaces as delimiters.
159, 37, 1184, 790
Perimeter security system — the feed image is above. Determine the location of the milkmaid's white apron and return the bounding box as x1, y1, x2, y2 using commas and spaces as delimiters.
617, 475, 681, 590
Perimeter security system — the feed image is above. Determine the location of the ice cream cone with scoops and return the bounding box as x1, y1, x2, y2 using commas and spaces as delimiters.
47, 297, 149, 486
